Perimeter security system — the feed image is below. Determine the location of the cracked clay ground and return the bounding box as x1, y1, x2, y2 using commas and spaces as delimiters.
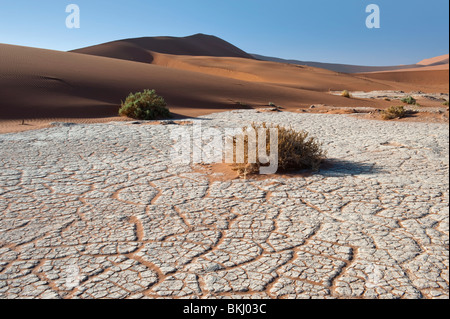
0, 110, 448, 299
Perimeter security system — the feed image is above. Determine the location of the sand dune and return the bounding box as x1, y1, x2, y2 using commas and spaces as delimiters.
74, 35, 390, 91
417, 54, 449, 66
70, 35, 449, 93
73, 34, 449, 76
359, 54, 449, 74
358, 69, 449, 92
361, 64, 449, 73
1, 43, 394, 120
253, 53, 449, 74
72, 33, 254, 62
150, 52, 393, 92
252, 54, 417, 73
1, 34, 448, 124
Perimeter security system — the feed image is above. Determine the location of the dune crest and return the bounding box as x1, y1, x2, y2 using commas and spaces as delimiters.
417, 54, 449, 66
71, 34, 254, 61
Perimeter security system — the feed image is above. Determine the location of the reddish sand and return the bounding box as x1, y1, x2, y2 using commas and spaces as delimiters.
72, 34, 254, 61
360, 54, 450, 73
0, 34, 448, 133
253, 53, 449, 74
357, 70, 449, 93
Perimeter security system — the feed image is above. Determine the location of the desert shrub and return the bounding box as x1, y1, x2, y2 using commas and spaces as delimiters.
443, 100, 449, 106
119, 89, 170, 120
267, 102, 282, 111
401, 96, 417, 105
231, 123, 326, 176
382, 105, 407, 120
341, 90, 351, 98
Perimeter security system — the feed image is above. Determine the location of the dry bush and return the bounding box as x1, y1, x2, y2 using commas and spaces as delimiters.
341, 90, 351, 98
382, 105, 407, 120
231, 123, 326, 176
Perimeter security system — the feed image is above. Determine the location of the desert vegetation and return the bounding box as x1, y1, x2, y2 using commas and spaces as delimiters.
382, 105, 407, 120
232, 123, 326, 176
119, 89, 171, 120
401, 96, 417, 105
267, 102, 282, 111
341, 90, 351, 98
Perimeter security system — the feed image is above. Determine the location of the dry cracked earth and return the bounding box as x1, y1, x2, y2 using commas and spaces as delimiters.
0, 111, 448, 299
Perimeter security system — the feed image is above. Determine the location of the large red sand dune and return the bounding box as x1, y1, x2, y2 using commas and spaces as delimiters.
1, 43, 392, 120
149, 52, 394, 92
71, 35, 449, 93
71, 34, 255, 62
73, 35, 393, 91
71, 34, 448, 93
0, 35, 448, 122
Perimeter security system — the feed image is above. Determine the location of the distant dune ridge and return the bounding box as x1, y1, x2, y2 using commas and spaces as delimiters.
252, 53, 449, 73
417, 54, 449, 66
0, 34, 448, 120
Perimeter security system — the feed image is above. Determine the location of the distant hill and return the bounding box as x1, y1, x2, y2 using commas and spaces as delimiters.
72, 35, 448, 75
417, 54, 449, 66
71, 34, 255, 63
252, 53, 449, 74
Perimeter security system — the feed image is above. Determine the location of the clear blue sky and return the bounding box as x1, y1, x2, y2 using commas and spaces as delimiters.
0, 0, 448, 66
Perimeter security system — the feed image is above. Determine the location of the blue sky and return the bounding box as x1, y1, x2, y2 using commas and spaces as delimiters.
0, 0, 448, 66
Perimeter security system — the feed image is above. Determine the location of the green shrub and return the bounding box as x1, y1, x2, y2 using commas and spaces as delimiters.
232, 123, 326, 176
443, 101, 449, 106
341, 90, 351, 98
401, 96, 417, 105
382, 106, 407, 120
119, 89, 170, 120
